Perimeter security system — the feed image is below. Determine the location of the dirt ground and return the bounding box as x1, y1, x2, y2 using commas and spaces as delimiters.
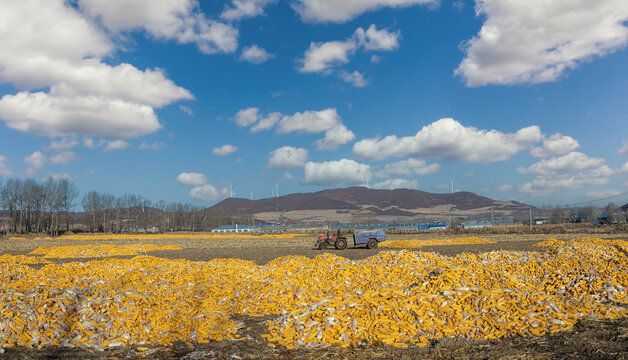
1, 233, 627, 359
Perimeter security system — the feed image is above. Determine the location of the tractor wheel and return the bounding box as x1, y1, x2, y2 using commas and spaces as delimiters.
335, 237, 347, 250
366, 238, 378, 249
318, 241, 327, 250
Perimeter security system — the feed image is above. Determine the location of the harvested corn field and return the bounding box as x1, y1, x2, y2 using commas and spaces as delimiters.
28, 244, 182, 258
0, 235, 627, 359
380, 237, 496, 248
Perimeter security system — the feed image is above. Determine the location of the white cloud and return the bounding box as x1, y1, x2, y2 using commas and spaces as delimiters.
518, 154, 614, 196
179, 105, 193, 116
434, 183, 450, 190
316, 124, 356, 150
455, 0, 628, 86
177, 172, 208, 187
302, 159, 370, 186
283, 171, 294, 180
299, 39, 358, 74
251, 112, 281, 132
78, 0, 238, 54
103, 140, 130, 152
278, 108, 341, 134
530, 133, 580, 158
293, 0, 437, 23
0, 92, 161, 138
213, 144, 238, 156
370, 55, 382, 63
339, 70, 368, 87
140, 141, 167, 150
371, 178, 419, 190
299, 25, 400, 73
618, 161, 628, 175
48, 138, 79, 152
353, 118, 541, 163
518, 152, 605, 175
24, 151, 46, 176
0, 0, 193, 140
587, 190, 622, 199
355, 25, 400, 51
84, 138, 96, 149
50, 151, 78, 165
619, 140, 628, 156
189, 184, 229, 202
498, 184, 513, 192
221, 0, 276, 21
621, 181, 628, 191
239, 45, 274, 64
0, 156, 12, 176
464, 171, 475, 178
268, 146, 308, 169
377, 159, 440, 178
234, 107, 260, 126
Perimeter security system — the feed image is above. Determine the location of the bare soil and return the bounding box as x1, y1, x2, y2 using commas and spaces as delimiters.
1, 233, 627, 359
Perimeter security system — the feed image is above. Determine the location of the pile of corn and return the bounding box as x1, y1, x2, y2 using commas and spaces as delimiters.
53, 233, 306, 241
535, 238, 628, 248
0, 238, 626, 351
380, 237, 496, 249
28, 244, 182, 259
0, 254, 50, 264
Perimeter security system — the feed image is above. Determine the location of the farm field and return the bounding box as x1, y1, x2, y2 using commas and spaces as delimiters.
0, 232, 627, 359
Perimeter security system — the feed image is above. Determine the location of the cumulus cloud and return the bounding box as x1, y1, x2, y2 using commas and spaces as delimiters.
293, 0, 437, 23
189, 183, 230, 202
139, 141, 167, 150
234, 107, 355, 149
302, 159, 370, 186
530, 133, 580, 158
103, 140, 130, 152
24, 151, 46, 176
339, 70, 368, 87
377, 159, 440, 178
79, 0, 238, 54
618, 161, 628, 175
619, 141, 628, 156
251, 112, 281, 132
498, 184, 513, 192
268, 146, 308, 169
221, 0, 276, 21
587, 190, 622, 199
84, 138, 96, 149
48, 138, 79, 152
0, 0, 193, 140
283, 171, 294, 180
278, 108, 341, 134
234, 107, 260, 126
299, 25, 400, 74
353, 118, 541, 163
177, 172, 208, 187
50, 151, 78, 165
518, 152, 606, 175
0, 156, 12, 176
371, 178, 419, 190
316, 124, 356, 150
455, 0, 628, 86
518, 152, 614, 196
213, 144, 238, 156
239, 45, 274, 64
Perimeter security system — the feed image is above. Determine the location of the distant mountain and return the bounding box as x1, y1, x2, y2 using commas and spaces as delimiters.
621, 203, 628, 212
205, 187, 531, 221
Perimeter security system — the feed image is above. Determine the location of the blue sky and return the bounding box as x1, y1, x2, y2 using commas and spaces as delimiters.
1, 0, 628, 208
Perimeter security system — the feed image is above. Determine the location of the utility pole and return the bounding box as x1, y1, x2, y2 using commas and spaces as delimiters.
529, 207, 533, 231
491, 207, 494, 223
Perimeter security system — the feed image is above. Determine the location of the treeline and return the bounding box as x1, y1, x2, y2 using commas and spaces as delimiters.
0, 177, 252, 234
0, 177, 78, 235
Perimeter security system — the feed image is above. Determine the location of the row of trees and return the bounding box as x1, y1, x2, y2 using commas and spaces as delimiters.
0, 177, 78, 235
0, 177, 251, 234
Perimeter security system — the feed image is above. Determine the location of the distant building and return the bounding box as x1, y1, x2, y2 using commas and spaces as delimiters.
211, 224, 254, 233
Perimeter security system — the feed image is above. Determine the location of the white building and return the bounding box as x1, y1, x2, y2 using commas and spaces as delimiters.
211, 224, 254, 233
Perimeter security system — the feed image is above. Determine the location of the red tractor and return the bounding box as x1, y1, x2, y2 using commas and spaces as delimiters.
316, 231, 347, 250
